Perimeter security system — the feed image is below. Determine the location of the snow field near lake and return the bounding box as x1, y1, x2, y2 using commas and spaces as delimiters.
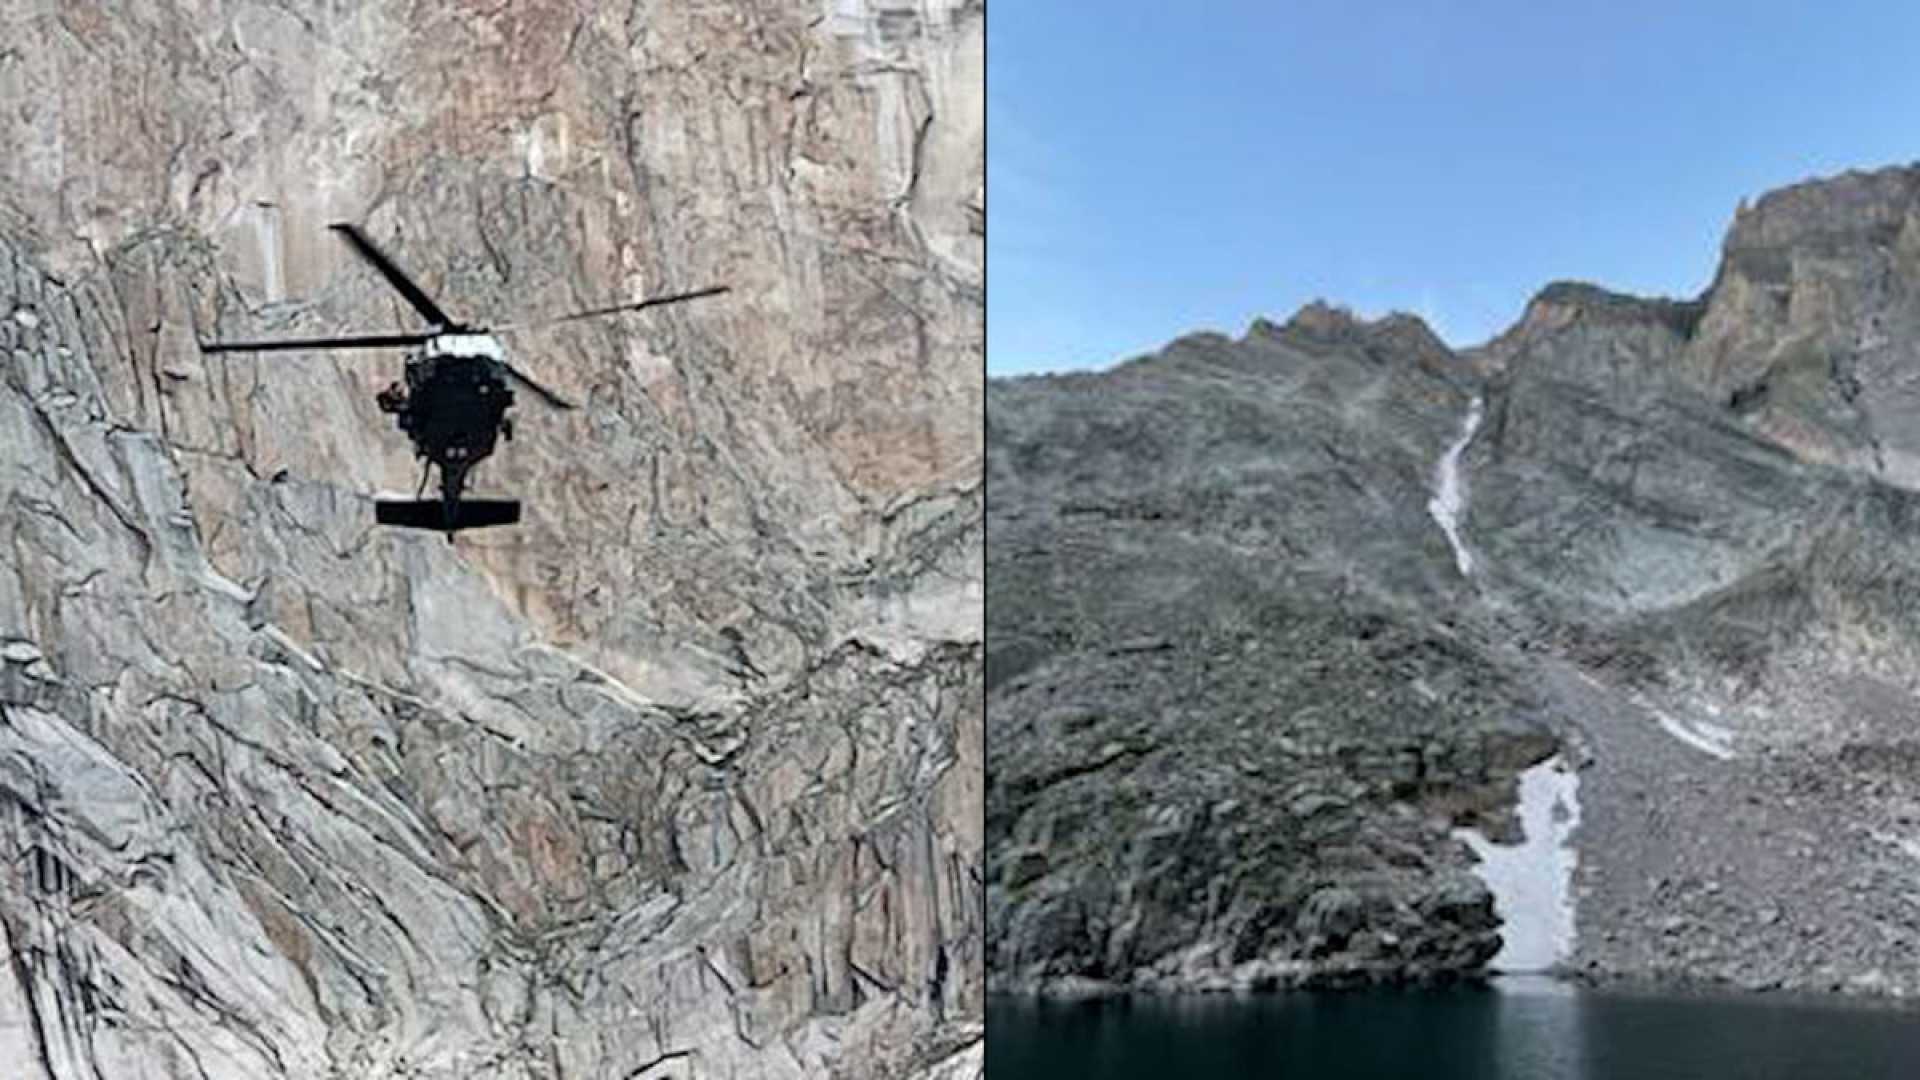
1455, 756, 1581, 974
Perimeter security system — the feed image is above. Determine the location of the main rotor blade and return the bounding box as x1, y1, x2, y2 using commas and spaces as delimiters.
200, 332, 434, 354
502, 285, 731, 331
328, 223, 456, 329
501, 362, 577, 411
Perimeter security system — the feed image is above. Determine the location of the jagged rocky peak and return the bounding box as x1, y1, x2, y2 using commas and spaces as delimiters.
1114, 304, 1459, 381
1526, 281, 1707, 336
1368, 311, 1458, 371
1692, 164, 1920, 380
1680, 162, 1920, 482
1470, 164, 1920, 420
1721, 162, 1920, 263
1279, 298, 1369, 340
1260, 301, 1459, 375
1275, 299, 1440, 345
1471, 280, 1706, 380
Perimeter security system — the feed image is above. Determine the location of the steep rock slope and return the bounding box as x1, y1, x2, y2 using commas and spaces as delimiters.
990, 161, 1920, 1000
987, 311, 1554, 992
0, 3, 981, 1077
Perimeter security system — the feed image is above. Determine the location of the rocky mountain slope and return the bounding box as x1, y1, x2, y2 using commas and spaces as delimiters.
989, 162, 1920, 1000
0, 3, 981, 1078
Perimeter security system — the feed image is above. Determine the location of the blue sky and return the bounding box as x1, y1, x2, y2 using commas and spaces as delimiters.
989, 1, 1920, 376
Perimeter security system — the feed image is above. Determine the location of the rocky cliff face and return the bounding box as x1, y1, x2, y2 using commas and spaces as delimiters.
0, 3, 981, 1077
987, 310, 1552, 992
989, 161, 1920, 1001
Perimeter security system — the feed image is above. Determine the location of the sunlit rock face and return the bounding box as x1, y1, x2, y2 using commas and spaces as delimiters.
0, 2, 981, 1077
1680, 168, 1920, 484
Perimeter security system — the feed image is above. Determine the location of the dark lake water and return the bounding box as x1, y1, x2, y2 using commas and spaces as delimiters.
988, 978, 1920, 1079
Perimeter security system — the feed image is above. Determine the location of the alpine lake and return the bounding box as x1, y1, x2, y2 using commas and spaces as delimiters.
987, 977, 1920, 1079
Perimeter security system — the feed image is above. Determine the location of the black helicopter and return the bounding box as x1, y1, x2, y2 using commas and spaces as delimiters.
199, 223, 726, 536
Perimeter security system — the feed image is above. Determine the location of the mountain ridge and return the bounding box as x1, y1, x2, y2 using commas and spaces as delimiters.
988, 160, 1920, 1000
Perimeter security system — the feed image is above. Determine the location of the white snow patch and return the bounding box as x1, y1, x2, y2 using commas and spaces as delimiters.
1455, 756, 1581, 974
1427, 396, 1484, 577
1649, 706, 1735, 761
1692, 718, 1735, 744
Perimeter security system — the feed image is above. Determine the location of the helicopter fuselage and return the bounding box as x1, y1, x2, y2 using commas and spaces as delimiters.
377, 334, 517, 525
